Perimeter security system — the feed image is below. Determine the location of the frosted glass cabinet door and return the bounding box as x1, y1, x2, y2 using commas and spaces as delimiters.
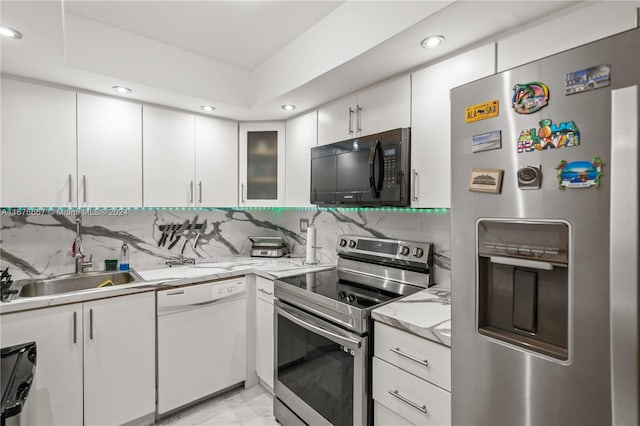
143, 106, 195, 207
195, 116, 238, 207
77, 93, 142, 207
1, 78, 77, 208
239, 122, 285, 207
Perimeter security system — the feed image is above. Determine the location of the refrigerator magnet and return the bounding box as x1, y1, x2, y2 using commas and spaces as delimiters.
465, 100, 499, 123
556, 156, 603, 189
468, 169, 504, 193
565, 64, 611, 95
512, 82, 549, 114
517, 119, 580, 153
517, 165, 542, 190
472, 130, 502, 153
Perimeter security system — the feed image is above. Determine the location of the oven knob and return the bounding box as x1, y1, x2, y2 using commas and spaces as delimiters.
400, 246, 410, 256
339, 239, 347, 247
413, 247, 424, 258
348, 240, 356, 248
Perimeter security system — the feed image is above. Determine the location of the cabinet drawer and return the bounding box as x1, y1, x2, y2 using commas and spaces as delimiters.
256, 276, 274, 303
374, 401, 413, 426
375, 322, 451, 391
373, 357, 450, 426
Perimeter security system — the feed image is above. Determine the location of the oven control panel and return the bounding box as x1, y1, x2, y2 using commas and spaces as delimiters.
337, 235, 432, 263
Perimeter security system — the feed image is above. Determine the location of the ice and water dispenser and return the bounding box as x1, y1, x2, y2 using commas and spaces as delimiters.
476, 220, 570, 360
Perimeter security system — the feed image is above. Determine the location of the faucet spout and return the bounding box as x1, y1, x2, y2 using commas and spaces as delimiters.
73, 214, 92, 274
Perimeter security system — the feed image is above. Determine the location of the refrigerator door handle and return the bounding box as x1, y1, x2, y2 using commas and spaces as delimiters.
489, 256, 553, 271
609, 84, 639, 426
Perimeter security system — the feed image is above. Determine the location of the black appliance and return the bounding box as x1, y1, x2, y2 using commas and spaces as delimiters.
273, 235, 433, 425
310, 128, 410, 207
1, 342, 37, 426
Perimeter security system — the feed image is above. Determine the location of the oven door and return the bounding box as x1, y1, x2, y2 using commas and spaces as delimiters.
274, 300, 368, 426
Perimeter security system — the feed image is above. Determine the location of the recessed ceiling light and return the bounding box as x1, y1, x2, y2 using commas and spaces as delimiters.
200, 105, 215, 112
281, 104, 296, 111
112, 86, 132, 94
420, 35, 445, 49
0, 26, 23, 39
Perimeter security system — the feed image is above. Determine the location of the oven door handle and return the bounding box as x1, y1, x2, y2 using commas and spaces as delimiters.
275, 304, 362, 350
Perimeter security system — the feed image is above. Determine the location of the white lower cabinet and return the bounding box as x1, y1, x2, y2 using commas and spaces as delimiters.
0, 291, 155, 426
373, 322, 451, 425
255, 276, 275, 390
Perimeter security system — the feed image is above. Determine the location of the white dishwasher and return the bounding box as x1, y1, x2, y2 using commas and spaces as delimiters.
157, 277, 246, 416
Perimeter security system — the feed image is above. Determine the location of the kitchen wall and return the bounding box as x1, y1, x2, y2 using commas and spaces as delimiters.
0, 208, 451, 286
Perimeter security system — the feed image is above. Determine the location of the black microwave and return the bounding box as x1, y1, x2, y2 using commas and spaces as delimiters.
310, 128, 410, 207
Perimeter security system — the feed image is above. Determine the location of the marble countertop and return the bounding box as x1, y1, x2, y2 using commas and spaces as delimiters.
0, 257, 334, 315
372, 288, 451, 347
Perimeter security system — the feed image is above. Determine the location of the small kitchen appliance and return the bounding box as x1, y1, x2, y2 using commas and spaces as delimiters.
249, 237, 289, 258
273, 235, 433, 425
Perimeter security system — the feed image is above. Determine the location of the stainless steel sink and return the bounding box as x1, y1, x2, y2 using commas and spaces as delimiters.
17, 271, 141, 298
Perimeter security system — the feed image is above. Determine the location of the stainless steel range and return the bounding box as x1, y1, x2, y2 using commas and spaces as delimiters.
273, 235, 433, 426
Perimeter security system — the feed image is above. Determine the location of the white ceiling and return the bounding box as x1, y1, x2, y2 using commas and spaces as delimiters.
0, 1, 592, 121
64, 1, 343, 70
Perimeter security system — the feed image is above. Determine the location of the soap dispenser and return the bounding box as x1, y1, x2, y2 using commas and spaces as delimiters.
119, 242, 130, 271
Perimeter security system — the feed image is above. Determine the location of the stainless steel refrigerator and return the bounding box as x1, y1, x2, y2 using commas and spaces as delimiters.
451, 28, 639, 425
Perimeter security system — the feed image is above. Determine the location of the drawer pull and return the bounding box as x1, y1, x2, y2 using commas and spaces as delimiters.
258, 288, 273, 296
390, 347, 429, 367
388, 389, 428, 414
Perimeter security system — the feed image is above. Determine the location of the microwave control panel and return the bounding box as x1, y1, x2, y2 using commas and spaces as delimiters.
383, 146, 399, 188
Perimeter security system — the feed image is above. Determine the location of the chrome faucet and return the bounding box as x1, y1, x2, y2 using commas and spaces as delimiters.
72, 215, 93, 274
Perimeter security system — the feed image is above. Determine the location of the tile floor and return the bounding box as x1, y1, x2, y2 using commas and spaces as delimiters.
155, 384, 279, 426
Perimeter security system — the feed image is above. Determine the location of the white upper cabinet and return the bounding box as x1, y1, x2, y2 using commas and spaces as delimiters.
317, 75, 411, 146
143, 106, 195, 207
411, 43, 495, 208
1, 78, 77, 208
194, 116, 238, 207
77, 93, 142, 208
239, 122, 285, 207
285, 110, 317, 207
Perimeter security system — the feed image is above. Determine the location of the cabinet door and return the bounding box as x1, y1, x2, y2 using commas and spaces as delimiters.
239, 122, 285, 207
195, 116, 238, 207
285, 110, 317, 207
356, 75, 411, 137
256, 296, 274, 389
83, 292, 155, 426
77, 93, 142, 207
317, 96, 356, 146
1, 78, 77, 208
0, 304, 83, 426
143, 106, 195, 207
411, 44, 495, 208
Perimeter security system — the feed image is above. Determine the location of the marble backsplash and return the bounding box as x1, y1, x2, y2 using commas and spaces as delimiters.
0, 208, 451, 286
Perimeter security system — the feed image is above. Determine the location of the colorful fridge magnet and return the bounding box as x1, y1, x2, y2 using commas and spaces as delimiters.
512, 82, 549, 114
517, 165, 542, 190
565, 64, 610, 95
517, 119, 580, 153
472, 130, 502, 153
556, 157, 602, 189
468, 168, 504, 193
465, 100, 499, 123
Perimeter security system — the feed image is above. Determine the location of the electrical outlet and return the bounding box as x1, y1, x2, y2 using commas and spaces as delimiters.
300, 219, 309, 232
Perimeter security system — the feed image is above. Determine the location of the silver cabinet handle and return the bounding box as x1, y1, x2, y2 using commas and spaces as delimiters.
390, 347, 429, 367
412, 169, 418, 202
241, 183, 245, 203
89, 308, 94, 340
82, 175, 87, 203
388, 389, 427, 414
348, 107, 354, 134
73, 311, 77, 344
189, 181, 194, 203
490, 256, 554, 270
356, 105, 362, 133
167, 290, 184, 296
68, 174, 73, 203
258, 288, 274, 296
198, 181, 203, 203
